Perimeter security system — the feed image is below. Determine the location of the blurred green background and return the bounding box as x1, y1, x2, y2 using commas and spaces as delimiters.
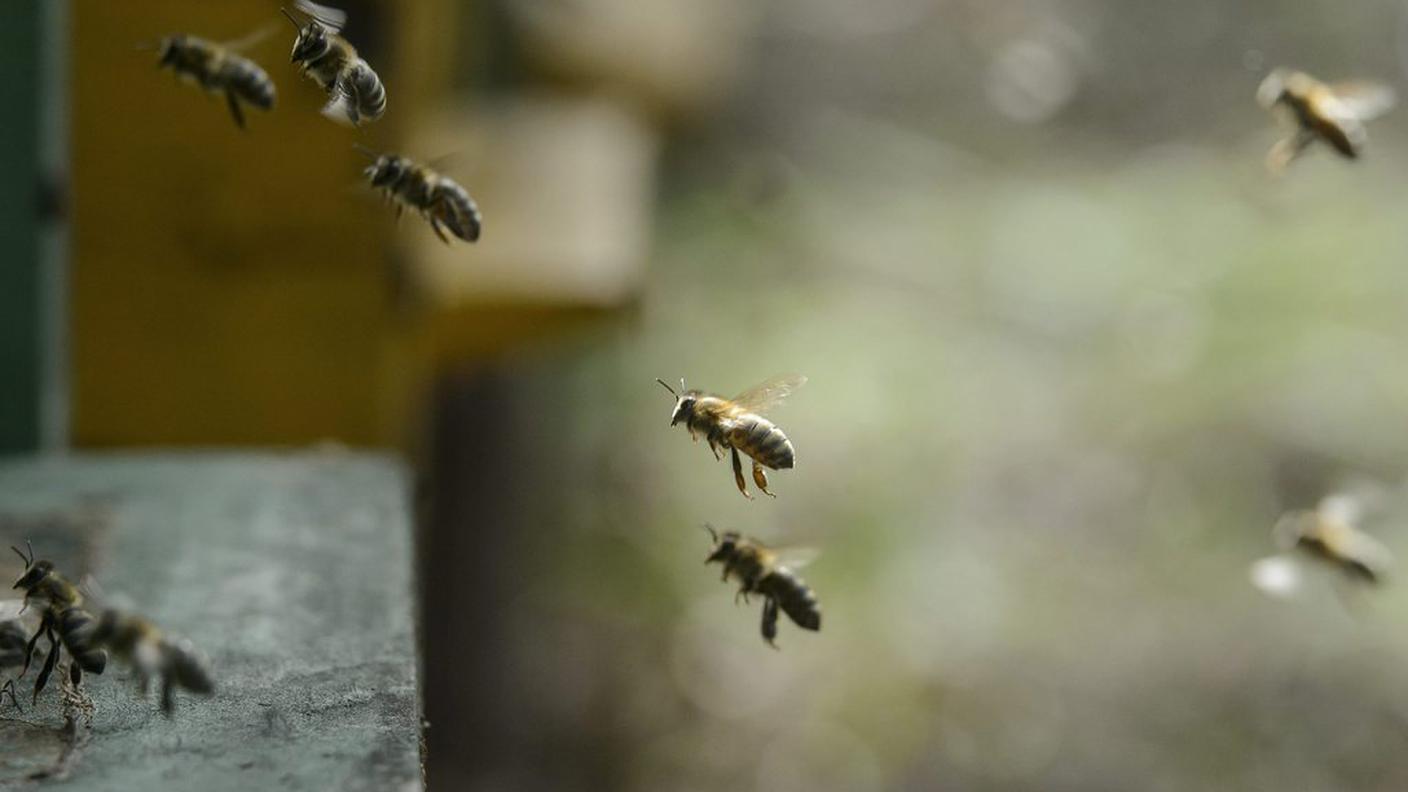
12, 0, 1408, 789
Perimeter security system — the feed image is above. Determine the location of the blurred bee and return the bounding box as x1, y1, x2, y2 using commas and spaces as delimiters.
703, 526, 821, 648
90, 606, 214, 716
359, 148, 482, 243
657, 374, 805, 499
0, 602, 28, 710
1257, 68, 1395, 173
283, 0, 386, 126
1249, 493, 1395, 598
154, 29, 277, 129
10, 542, 107, 704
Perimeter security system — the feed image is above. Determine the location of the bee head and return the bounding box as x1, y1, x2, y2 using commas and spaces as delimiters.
155, 36, 182, 68
366, 155, 409, 188
11, 541, 50, 592
284, 9, 329, 63
703, 524, 740, 564
656, 378, 701, 427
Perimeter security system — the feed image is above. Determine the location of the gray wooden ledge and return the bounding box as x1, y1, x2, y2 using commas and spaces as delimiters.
0, 453, 421, 790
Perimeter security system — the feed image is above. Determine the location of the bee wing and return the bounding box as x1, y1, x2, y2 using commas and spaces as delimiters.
773, 546, 821, 572
1328, 81, 1396, 121
294, 0, 348, 33
731, 374, 807, 415
1249, 554, 1305, 598
1266, 132, 1314, 174
220, 22, 279, 53
1318, 493, 1365, 526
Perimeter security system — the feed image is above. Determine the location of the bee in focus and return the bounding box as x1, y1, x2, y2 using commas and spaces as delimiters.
10, 542, 107, 707
657, 375, 805, 499
359, 148, 482, 243
153, 29, 277, 129
703, 525, 820, 648
283, 0, 386, 126
1249, 493, 1395, 598
1256, 68, 1395, 173
90, 607, 214, 716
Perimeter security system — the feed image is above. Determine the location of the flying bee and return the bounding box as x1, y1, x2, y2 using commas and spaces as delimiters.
359, 148, 482, 243
89, 606, 214, 716
1249, 493, 1395, 598
283, 0, 386, 126
1256, 68, 1395, 173
153, 28, 277, 129
657, 374, 804, 499
10, 542, 107, 705
703, 526, 820, 648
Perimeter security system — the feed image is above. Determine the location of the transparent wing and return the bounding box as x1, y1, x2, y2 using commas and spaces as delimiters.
731, 374, 807, 414
1318, 492, 1367, 526
1329, 81, 1396, 121
221, 22, 279, 53
773, 546, 820, 572
1249, 555, 1304, 598
294, 0, 348, 33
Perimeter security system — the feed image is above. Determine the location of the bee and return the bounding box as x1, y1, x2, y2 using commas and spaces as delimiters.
359, 148, 482, 243
657, 374, 805, 499
154, 29, 277, 129
0, 605, 28, 710
703, 525, 821, 648
283, 0, 386, 126
10, 542, 107, 704
1249, 493, 1395, 598
90, 607, 214, 716
1256, 68, 1395, 173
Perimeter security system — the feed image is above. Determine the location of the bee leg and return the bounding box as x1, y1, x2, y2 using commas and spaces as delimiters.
19, 611, 51, 678
224, 90, 247, 129
761, 597, 780, 649
730, 447, 752, 499
734, 586, 751, 605
751, 461, 776, 498
0, 678, 19, 711
69, 661, 82, 688
429, 215, 452, 245
33, 633, 61, 703
160, 672, 176, 716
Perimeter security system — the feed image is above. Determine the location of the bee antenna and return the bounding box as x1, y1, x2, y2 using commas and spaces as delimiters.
352, 143, 378, 160
10, 541, 31, 567
702, 523, 719, 543
280, 7, 302, 30
655, 378, 677, 397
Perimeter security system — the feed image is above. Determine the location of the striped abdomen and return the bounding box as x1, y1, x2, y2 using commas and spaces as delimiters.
758, 569, 821, 631
57, 607, 108, 674
217, 55, 276, 109
336, 59, 385, 123
430, 178, 481, 242
728, 414, 795, 470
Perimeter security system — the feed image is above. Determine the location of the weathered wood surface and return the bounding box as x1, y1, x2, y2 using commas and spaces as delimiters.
0, 453, 420, 791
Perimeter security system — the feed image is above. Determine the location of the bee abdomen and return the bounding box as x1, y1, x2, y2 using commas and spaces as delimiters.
433, 182, 482, 242
760, 571, 820, 631
731, 416, 795, 470
58, 608, 108, 673
340, 60, 385, 122
167, 640, 215, 694
224, 58, 276, 109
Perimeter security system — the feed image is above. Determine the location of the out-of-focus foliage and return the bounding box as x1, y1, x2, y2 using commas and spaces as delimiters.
451, 1, 1408, 788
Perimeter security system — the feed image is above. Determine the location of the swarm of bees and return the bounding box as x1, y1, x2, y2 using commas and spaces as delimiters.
5, 542, 213, 720
1257, 67, 1396, 173
151, 2, 480, 243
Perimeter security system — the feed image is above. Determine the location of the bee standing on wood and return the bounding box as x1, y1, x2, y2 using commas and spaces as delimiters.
1257, 68, 1395, 172
703, 526, 821, 648
1250, 493, 1395, 598
90, 606, 214, 716
0, 603, 28, 710
9, 542, 107, 706
360, 148, 482, 243
283, 0, 386, 125
153, 30, 277, 129
658, 375, 804, 499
